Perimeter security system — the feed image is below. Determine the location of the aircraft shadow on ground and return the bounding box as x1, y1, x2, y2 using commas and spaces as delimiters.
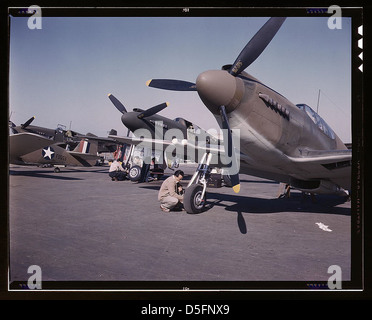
9, 170, 83, 181
205, 191, 351, 216
139, 181, 350, 217
126, 181, 350, 235
205, 191, 350, 234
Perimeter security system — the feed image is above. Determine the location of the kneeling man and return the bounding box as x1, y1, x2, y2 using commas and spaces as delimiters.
158, 170, 184, 212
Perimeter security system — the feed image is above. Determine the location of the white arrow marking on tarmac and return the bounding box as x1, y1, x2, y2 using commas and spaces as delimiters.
315, 222, 332, 232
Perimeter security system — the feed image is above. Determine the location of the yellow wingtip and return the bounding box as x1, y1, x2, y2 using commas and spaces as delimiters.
166, 101, 170, 107
232, 184, 240, 193
146, 79, 152, 87
108, 93, 112, 96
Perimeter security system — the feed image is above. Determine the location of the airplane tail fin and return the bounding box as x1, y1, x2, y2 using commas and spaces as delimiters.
68, 139, 100, 167
73, 139, 98, 155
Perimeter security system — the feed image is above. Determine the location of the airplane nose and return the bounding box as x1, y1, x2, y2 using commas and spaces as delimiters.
196, 70, 244, 114
121, 113, 136, 132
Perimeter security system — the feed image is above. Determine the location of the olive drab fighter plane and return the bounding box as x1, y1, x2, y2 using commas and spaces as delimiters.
9, 132, 100, 172
9, 117, 114, 172
9, 116, 77, 143
107, 93, 218, 145
9, 116, 119, 154
145, 17, 352, 214
105, 93, 221, 179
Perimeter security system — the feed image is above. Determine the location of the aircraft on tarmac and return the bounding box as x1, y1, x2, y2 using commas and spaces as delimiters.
9, 116, 76, 143
9, 115, 119, 153
107, 93, 218, 145
9, 132, 100, 172
9, 117, 119, 172
144, 17, 352, 213
106, 93, 220, 181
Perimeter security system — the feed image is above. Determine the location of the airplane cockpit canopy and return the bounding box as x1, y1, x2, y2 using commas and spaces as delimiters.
296, 104, 335, 140
56, 124, 66, 134
174, 117, 202, 134
174, 117, 191, 128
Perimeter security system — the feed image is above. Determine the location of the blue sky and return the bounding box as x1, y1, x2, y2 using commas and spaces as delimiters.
9, 15, 352, 142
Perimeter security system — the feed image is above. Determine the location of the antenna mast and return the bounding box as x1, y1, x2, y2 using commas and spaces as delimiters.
316, 89, 321, 114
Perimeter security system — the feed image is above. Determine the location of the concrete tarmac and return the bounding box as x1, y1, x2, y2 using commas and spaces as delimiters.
8, 164, 351, 289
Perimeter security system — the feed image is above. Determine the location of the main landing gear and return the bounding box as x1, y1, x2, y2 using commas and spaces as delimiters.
183, 152, 212, 214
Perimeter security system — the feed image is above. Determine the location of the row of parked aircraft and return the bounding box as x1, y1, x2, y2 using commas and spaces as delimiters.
9, 17, 352, 214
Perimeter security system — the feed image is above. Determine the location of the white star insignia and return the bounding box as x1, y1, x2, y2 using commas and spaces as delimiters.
42, 146, 55, 160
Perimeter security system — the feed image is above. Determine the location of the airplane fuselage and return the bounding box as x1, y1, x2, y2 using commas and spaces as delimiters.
121, 110, 218, 147
121, 111, 187, 138
196, 69, 350, 193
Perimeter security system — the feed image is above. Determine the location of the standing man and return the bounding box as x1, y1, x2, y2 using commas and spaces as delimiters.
158, 170, 184, 212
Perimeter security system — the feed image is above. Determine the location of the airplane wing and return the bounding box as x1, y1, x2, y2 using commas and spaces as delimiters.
109, 134, 351, 192
108, 135, 225, 154
9, 132, 55, 161
108, 135, 170, 148
288, 148, 351, 164
108, 134, 233, 170
287, 149, 352, 190
76, 134, 117, 143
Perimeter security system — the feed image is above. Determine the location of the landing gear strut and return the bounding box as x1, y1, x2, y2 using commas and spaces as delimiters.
183, 152, 212, 214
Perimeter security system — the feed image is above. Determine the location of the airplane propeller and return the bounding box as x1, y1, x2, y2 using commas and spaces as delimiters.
137, 102, 169, 119
21, 116, 36, 129
9, 120, 17, 134
228, 17, 286, 76
146, 79, 197, 92
146, 17, 287, 193
108, 93, 168, 119
146, 17, 286, 90
108, 93, 128, 114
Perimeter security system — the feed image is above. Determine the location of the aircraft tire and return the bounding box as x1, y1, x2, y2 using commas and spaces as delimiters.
128, 165, 142, 181
183, 184, 206, 214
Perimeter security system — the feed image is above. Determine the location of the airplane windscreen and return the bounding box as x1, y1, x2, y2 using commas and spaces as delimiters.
174, 117, 194, 129
296, 104, 335, 140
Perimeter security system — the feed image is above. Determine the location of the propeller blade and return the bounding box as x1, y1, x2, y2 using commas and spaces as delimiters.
219, 105, 240, 193
108, 93, 127, 114
21, 116, 35, 129
146, 79, 197, 91
137, 102, 169, 119
229, 17, 286, 76
9, 120, 18, 134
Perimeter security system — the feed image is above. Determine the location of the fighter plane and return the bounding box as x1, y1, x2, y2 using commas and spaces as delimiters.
9, 132, 100, 172
145, 17, 352, 213
107, 93, 218, 145
9, 116, 77, 143
9, 117, 119, 172
106, 93, 220, 180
